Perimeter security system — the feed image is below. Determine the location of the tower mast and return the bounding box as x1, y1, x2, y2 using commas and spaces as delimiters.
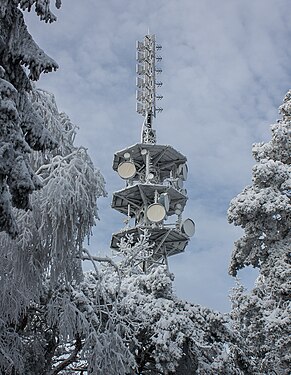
136, 34, 163, 144
111, 34, 195, 273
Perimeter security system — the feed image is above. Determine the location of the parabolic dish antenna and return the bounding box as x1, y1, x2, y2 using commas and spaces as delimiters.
175, 203, 182, 215
181, 218, 195, 237
117, 161, 136, 179
178, 163, 188, 181
158, 193, 170, 212
176, 178, 183, 189
146, 203, 166, 223
141, 148, 147, 155
148, 172, 155, 180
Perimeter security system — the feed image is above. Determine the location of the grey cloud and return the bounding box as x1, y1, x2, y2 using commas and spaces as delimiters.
25, 0, 291, 312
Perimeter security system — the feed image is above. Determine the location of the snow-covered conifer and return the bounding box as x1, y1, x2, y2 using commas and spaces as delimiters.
78, 233, 252, 375
228, 90, 291, 374
228, 91, 290, 275
0, 1, 59, 236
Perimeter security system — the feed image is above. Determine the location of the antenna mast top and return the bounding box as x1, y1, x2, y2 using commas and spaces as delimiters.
136, 34, 163, 144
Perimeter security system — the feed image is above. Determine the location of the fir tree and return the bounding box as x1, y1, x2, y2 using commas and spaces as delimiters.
76, 233, 252, 375
228, 90, 291, 374
0, 1, 60, 237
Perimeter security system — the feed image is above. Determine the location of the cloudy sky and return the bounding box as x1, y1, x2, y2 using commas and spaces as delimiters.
25, 0, 291, 312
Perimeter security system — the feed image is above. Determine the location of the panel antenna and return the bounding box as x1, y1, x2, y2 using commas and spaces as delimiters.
136, 34, 163, 144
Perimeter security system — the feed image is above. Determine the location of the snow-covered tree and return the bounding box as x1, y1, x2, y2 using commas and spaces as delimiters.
0, 86, 107, 375
228, 90, 291, 374
4, 3, 285, 374
0, 1, 60, 237
67, 232, 252, 375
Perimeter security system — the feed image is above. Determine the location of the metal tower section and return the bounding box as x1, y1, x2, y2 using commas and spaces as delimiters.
136, 34, 163, 144
111, 34, 195, 273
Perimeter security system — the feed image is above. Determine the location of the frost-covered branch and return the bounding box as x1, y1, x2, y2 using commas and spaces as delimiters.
81, 250, 120, 274
49, 334, 82, 375
18, 0, 62, 23
0, 83, 107, 374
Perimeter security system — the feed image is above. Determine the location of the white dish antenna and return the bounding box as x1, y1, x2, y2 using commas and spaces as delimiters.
141, 148, 147, 155
158, 192, 170, 212
178, 163, 188, 181
175, 203, 182, 215
176, 178, 183, 190
180, 188, 187, 196
117, 161, 136, 179
181, 218, 195, 237
146, 203, 166, 223
148, 172, 155, 180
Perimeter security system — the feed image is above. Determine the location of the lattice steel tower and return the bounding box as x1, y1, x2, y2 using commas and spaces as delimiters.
110, 34, 195, 272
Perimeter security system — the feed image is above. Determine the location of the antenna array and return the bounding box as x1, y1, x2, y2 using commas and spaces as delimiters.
110, 33, 195, 273
136, 34, 163, 144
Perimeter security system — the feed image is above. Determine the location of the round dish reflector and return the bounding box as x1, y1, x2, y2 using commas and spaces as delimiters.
158, 193, 170, 212
124, 152, 131, 160
117, 161, 136, 179
181, 188, 187, 196
176, 178, 183, 189
148, 172, 155, 180
181, 218, 195, 237
178, 163, 188, 181
146, 203, 166, 223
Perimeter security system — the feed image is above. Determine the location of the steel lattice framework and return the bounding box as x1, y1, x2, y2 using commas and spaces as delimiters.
111, 34, 195, 273
136, 34, 163, 144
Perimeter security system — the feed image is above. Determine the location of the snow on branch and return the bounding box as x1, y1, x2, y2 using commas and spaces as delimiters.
5, 7, 58, 80
49, 335, 82, 375
18, 0, 62, 23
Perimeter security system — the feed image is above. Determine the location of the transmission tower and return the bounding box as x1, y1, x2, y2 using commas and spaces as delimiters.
111, 34, 195, 272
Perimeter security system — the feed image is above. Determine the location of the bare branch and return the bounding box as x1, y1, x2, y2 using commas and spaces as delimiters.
49, 335, 82, 375
81, 251, 119, 273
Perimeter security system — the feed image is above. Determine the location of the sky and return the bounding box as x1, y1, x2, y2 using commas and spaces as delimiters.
25, 0, 291, 312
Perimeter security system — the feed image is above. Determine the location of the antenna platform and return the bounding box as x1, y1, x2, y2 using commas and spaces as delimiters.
110, 34, 195, 273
